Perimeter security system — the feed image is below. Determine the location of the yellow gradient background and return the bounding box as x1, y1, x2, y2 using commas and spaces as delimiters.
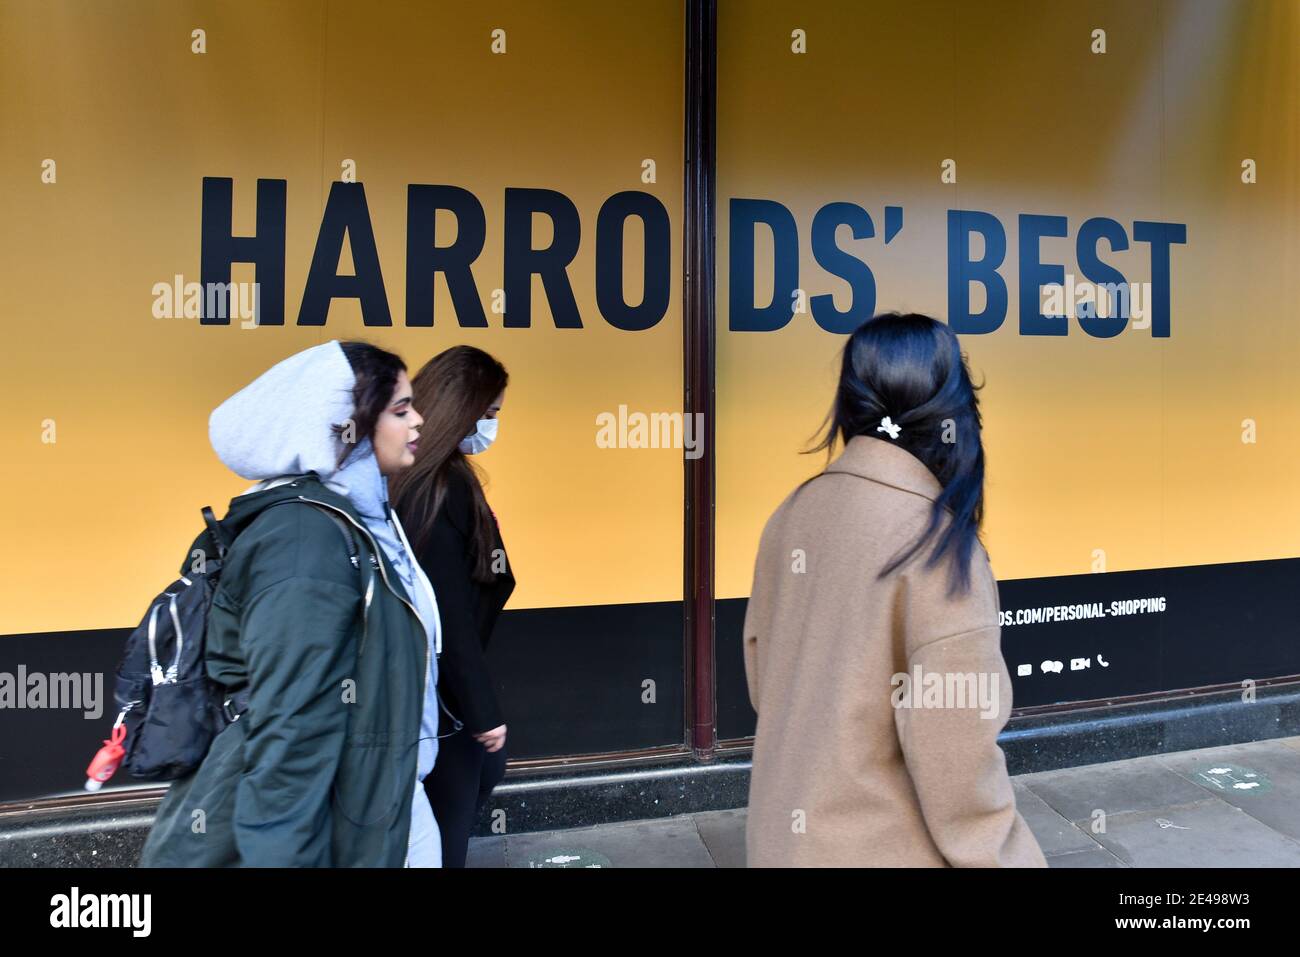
3, 0, 1298, 634
0, 0, 685, 633
717, 0, 1300, 597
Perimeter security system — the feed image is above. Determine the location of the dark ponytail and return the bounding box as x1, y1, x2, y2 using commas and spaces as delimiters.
809, 312, 987, 595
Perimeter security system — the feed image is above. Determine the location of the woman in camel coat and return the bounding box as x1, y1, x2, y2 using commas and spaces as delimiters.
743, 312, 1046, 868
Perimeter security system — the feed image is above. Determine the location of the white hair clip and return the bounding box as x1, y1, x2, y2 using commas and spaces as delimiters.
876, 416, 902, 440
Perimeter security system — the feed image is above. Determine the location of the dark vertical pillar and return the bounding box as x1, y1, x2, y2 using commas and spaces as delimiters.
684, 0, 718, 760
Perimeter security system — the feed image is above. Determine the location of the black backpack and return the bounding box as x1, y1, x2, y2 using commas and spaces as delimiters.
111, 499, 359, 781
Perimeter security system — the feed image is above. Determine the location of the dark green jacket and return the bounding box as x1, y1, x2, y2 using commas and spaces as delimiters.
139, 474, 427, 867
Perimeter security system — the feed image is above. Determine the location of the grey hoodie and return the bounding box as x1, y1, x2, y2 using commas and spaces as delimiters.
207, 339, 443, 864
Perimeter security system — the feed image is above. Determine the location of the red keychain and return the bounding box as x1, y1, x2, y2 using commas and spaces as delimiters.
84, 721, 128, 792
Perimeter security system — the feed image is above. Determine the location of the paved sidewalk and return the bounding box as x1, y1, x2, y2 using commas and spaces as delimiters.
468, 736, 1300, 867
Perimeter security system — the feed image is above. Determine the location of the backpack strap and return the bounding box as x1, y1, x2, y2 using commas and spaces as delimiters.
201, 506, 230, 561
307, 505, 360, 569
262, 500, 360, 569
204, 499, 361, 569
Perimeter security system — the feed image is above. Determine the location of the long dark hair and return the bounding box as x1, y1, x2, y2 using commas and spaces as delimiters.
389, 346, 509, 582
809, 312, 986, 595
332, 340, 407, 468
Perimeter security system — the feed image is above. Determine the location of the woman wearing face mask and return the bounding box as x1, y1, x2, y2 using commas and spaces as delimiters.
140, 339, 446, 867
390, 345, 514, 869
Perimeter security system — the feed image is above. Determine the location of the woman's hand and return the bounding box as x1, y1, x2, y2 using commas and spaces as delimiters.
473, 724, 507, 752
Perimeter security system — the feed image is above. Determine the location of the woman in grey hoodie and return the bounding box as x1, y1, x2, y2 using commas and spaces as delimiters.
140, 339, 446, 867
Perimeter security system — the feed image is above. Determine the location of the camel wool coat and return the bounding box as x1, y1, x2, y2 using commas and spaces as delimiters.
743, 434, 1046, 868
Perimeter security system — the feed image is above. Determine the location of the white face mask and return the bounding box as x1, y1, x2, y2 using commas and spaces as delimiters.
458, 417, 499, 455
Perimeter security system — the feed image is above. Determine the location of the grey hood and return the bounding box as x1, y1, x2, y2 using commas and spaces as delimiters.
208, 339, 391, 526
209, 339, 357, 485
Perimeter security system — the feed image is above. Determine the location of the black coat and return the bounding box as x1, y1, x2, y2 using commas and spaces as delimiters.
402, 469, 515, 735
